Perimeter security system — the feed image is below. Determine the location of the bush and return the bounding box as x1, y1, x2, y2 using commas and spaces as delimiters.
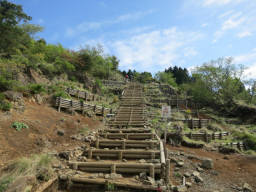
0, 176, 13, 192
11, 122, 29, 131
0, 93, 12, 111
233, 131, 256, 151
29, 84, 46, 94
53, 91, 70, 99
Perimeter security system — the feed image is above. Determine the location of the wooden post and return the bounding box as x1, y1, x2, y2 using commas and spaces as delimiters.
77, 90, 80, 99
58, 97, 62, 112
88, 149, 92, 159
81, 101, 85, 115
149, 164, 155, 179
122, 140, 125, 149
70, 100, 74, 115
102, 106, 105, 116
151, 152, 155, 160
94, 105, 96, 113
191, 119, 194, 129
204, 132, 208, 142
73, 163, 78, 170
96, 139, 99, 149
165, 159, 170, 184
111, 164, 116, 173
118, 151, 123, 160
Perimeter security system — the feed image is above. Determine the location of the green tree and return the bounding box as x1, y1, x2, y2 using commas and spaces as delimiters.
155, 72, 177, 87
0, 0, 32, 55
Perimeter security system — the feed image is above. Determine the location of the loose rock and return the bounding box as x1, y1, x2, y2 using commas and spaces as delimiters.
201, 158, 213, 169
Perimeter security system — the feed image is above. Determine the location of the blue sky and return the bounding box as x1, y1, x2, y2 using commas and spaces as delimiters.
13, 0, 256, 78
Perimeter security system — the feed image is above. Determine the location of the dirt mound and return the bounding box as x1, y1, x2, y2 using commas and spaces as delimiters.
0, 99, 104, 167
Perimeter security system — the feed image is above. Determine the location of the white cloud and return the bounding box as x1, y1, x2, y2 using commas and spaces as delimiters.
201, 23, 208, 27
219, 10, 234, 19
237, 31, 252, 38
203, 0, 243, 7
244, 63, 256, 79
184, 47, 198, 57
37, 18, 44, 24
222, 12, 245, 30
213, 12, 246, 42
65, 10, 153, 37
234, 49, 256, 79
109, 27, 203, 72
235, 48, 256, 64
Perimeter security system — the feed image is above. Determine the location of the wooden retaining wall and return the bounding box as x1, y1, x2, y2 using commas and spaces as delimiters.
185, 132, 229, 142
83, 149, 160, 160
66, 88, 101, 101
55, 97, 112, 116
221, 142, 245, 150
102, 80, 126, 87
151, 98, 195, 108
164, 118, 210, 129
69, 162, 161, 178
95, 139, 159, 149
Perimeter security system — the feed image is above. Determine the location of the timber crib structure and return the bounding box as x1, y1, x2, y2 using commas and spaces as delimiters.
59, 83, 170, 191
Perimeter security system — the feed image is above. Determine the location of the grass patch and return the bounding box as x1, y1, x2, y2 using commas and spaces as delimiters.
0, 176, 13, 192
11, 122, 29, 131
183, 136, 205, 145
0, 154, 55, 191
80, 125, 89, 134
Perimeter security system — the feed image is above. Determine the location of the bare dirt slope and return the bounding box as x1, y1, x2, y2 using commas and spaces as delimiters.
0, 99, 103, 167
168, 146, 256, 192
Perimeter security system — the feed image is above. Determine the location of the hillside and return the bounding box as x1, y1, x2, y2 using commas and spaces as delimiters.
0, 1, 256, 192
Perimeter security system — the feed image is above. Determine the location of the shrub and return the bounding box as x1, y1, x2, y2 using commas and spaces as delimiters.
53, 91, 70, 99
0, 93, 12, 111
233, 131, 256, 151
0, 176, 13, 192
11, 122, 29, 131
29, 84, 46, 94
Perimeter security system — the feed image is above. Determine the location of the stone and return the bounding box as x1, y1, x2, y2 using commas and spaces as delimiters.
201, 158, 213, 169
6, 175, 36, 192
98, 173, 104, 178
59, 151, 70, 160
186, 182, 192, 188
184, 172, 191, 178
174, 185, 187, 192
197, 167, 204, 172
243, 183, 253, 192
176, 161, 184, 167
194, 175, 203, 183
122, 159, 127, 162
110, 173, 122, 179
223, 156, 229, 160
96, 156, 101, 161
174, 167, 180, 171
4, 91, 23, 101
35, 94, 43, 104
139, 172, 147, 180
139, 159, 146, 163
146, 176, 155, 185
192, 171, 200, 177
52, 164, 62, 169
57, 129, 65, 136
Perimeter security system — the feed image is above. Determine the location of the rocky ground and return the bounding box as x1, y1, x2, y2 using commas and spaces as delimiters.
168, 146, 256, 192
